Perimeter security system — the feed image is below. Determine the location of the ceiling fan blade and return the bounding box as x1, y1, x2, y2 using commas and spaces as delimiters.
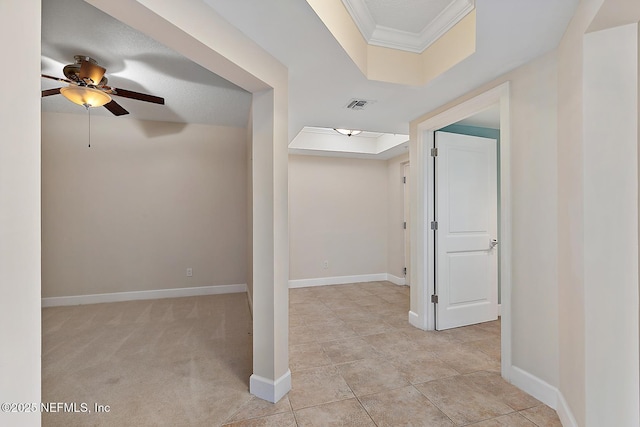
103, 100, 129, 116
42, 88, 62, 97
41, 74, 73, 84
111, 88, 164, 105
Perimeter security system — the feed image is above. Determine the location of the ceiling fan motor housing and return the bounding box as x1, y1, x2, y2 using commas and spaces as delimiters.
63, 55, 107, 86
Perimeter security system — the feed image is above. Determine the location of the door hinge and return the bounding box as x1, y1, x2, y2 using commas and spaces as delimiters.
403, 221, 407, 229
403, 176, 406, 184
430, 221, 438, 230
431, 295, 439, 303
403, 267, 407, 276
430, 147, 438, 157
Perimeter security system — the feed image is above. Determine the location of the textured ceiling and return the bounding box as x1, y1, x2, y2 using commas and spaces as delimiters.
43, 0, 578, 154
41, 0, 251, 128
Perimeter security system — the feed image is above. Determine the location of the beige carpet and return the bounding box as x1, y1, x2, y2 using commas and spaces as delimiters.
42, 282, 561, 426
42, 293, 253, 426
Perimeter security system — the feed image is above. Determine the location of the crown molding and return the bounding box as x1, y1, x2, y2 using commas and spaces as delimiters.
342, 0, 475, 53
340, 0, 377, 40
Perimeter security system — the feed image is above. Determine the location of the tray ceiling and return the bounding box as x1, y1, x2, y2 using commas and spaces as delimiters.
341, 0, 475, 53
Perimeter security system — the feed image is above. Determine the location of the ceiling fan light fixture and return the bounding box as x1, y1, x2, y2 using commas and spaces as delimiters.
334, 128, 362, 137
60, 86, 112, 108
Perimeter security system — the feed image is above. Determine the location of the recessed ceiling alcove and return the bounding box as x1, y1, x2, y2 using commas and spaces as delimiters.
290, 127, 409, 160
305, 0, 476, 85
341, 0, 475, 53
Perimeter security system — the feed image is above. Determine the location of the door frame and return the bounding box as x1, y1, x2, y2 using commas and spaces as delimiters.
409, 82, 512, 380
403, 161, 411, 286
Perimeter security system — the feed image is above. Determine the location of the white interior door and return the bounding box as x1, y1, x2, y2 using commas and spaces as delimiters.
435, 131, 498, 330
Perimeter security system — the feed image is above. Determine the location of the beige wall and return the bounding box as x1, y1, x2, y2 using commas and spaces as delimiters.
0, 1, 41, 425
557, 3, 640, 423
289, 155, 389, 280
41, 112, 248, 298
387, 154, 409, 279
410, 49, 561, 394
556, 3, 601, 424
507, 52, 560, 389
583, 22, 639, 427
559, 0, 591, 417
409, 0, 640, 425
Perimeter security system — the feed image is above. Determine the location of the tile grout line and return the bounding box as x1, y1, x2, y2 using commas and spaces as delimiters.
335, 365, 381, 427
409, 382, 458, 426
352, 392, 381, 427
288, 393, 301, 427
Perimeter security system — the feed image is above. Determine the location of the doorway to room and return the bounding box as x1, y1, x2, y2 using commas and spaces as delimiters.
410, 82, 511, 378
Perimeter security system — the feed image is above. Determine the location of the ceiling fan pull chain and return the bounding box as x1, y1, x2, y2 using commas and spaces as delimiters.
87, 105, 91, 148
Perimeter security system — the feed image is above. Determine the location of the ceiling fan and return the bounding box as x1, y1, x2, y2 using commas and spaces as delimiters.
41, 55, 164, 116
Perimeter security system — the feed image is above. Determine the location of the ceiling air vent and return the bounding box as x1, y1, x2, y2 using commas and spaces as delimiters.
346, 98, 374, 110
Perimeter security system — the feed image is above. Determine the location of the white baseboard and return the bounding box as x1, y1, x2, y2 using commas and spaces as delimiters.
509, 366, 577, 427
250, 369, 291, 403
556, 390, 579, 427
289, 273, 387, 288
408, 310, 425, 330
386, 274, 406, 286
42, 284, 247, 307
289, 273, 407, 288
510, 366, 558, 409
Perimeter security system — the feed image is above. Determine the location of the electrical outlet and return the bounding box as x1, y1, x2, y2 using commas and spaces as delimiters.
186, 268, 193, 277
322, 260, 329, 269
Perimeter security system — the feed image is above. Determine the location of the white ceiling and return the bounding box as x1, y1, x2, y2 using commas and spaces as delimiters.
41, 0, 251, 127
42, 0, 578, 156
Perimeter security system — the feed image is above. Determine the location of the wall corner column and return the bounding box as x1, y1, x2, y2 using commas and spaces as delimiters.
583, 21, 639, 427
249, 88, 290, 403
0, 1, 42, 426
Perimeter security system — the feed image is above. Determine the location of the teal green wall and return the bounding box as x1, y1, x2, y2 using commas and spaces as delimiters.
439, 124, 500, 142
437, 124, 502, 305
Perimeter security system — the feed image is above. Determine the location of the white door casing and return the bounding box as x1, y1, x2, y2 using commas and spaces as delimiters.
403, 162, 411, 286
434, 131, 498, 330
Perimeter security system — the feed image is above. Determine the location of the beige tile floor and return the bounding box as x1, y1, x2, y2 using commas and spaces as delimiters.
42, 281, 561, 426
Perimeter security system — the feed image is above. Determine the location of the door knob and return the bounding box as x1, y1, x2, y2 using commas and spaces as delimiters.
489, 239, 498, 249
